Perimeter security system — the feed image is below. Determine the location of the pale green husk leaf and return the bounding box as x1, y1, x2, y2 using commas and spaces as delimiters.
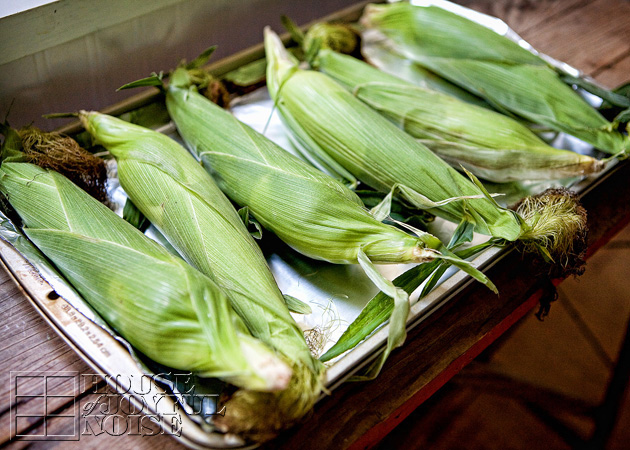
0, 162, 291, 391
361, 2, 630, 156
316, 49, 605, 182
265, 28, 522, 240
80, 111, 319, 376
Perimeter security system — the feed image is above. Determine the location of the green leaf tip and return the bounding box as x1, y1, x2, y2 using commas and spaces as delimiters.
283, 294, 312, 315
118, 72, 165, 91
185, 46, 218, 70
280, 15, 305, 45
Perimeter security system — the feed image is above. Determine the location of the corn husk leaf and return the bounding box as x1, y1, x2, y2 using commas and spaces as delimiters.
355, 189, 434, 229
81, 110, 323, 441
223, 58, 268, 87
237, 206, 263, 239
561, 74, 630, 110
283, 294, 312, 315
316, 49, 605, 182
321, 232, 495, 369
81, 111, 317, 373
361, 2, 630, 156
0, 161, 291, 391
122, 198, 149, 231
597, 81, 630, 126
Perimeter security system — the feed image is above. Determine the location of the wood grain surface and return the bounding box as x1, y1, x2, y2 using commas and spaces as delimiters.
1, 1, 629, 449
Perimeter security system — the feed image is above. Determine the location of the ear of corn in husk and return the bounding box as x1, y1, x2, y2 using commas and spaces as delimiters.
360, 2, 630, 157
265, 28, 588, 274
79, 110, 322, 442
0, 158, 291, 392
164, 65, 491, 277
315, 49, 605, 182
265, 28, 519, 239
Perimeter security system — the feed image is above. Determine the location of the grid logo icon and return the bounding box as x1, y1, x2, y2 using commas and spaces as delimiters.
10, 371, 79, 441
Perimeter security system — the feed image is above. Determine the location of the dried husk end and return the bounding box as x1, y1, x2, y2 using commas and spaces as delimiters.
513, 188, 588, 278
303, 22, 360, 55
413, 246, 440, 263
16, 127, 109, 205
168, 65, 230, 107
214, 362, 324, 443
589, 157, 608, 174
202, 79, 231, 107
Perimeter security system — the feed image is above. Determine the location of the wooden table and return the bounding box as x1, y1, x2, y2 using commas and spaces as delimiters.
2, 1, 629, 449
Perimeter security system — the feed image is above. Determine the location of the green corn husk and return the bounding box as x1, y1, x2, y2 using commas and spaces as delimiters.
265, 28, 588, 272
359, 29, 489, 108
167, 74, 437, 266
322, 234, 495, 369
164, 66, 490, 271
79, 111, 323, 442
360, 2, 630, 156
315, 49, 605, 182
0, 160, 292, 392
280, 13, 487, 108
146, 60, 496, 381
